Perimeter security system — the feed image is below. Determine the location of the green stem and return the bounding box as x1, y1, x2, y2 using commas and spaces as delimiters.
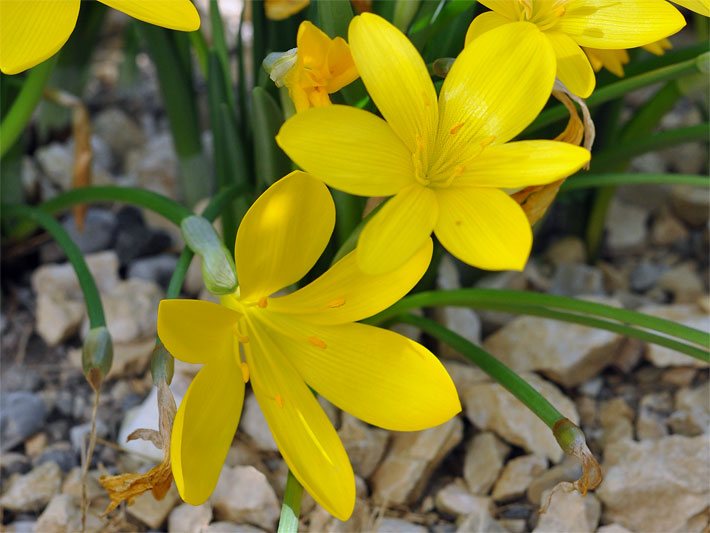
562, 173, 709, 191
0, 56, 57, 157
166, 248, 194, 299
277, 471, 303, 533
40, 185, 192, 224
584, 185, 615, 263
399, 314, 563, 428
590, 124, 709, 172
527, 53, 708, 134
2, 205, 105, 327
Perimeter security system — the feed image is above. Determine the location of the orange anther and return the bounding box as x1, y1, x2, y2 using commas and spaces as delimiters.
308, 336, 327, 349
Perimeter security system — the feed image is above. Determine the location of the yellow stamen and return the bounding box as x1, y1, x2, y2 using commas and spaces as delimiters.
308, 336, 327, 349
450, 122, 464, 135
480, 135, 496, 148
275, 394, 284, 407
257, 297, 268, 308
240, 362, 250, 383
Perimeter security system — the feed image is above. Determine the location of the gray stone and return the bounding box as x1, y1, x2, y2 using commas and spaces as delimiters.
126, 133, 179, 200
597, 436, 709, 532
596, 525, 633, 533
545, 236, 586, 266
338, 414, 389, 479
35, 493, 104, 533
462, 374, 578, 461
0, 367, 42, 393
455, 496, 507, 533
640, 304, 710, 367
35, 292, 85, 346
93, 108, 146, 159
128, 484, 181, 529
127, 254, 179, 289
670, 184, 710, 226
636, 392, 672, 441
669, 382, 710, 436
0, 392, 47, 452
435, 306, 482, 360
533, 489, 601, 533
605, 199, 648, 254
211, 466, 280, 530
483, 301, 624, 387
35, 442, 77, 473
239, 393, 278, 452
62, 208, 117, 253
651, 210, 689, 247
69, 421, 109, 454
657, 263, 705, 303
492, 454, 547, 502
376, 518, 427, 533
204, 523, 266, 533
372, 417, 463, 505
0, 461, 62, 512
168, 503, 213, 533
630, 260, 667, 293
101, 278, 163, 343
0, 453, 30, 478
527, 457, 582, 505
549, 263, 605, 297
462, 432, 509, 495
435, 482, 486, 516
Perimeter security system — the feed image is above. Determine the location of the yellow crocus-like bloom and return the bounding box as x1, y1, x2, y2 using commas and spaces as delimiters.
159, 171, 460, 520
282, 21, 359, 113
671, 0, 710, 16
277, 14, 590, 275
264, 0, 310, 20
584, 39, 672, 78
465, 0, 686, 97
0, 0, 200, 75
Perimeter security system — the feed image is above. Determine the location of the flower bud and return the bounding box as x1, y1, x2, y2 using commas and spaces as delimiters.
151, 341, 175, 385
82, 326, 113, 391
263, 48, 298, 87
181, 215, 237, 295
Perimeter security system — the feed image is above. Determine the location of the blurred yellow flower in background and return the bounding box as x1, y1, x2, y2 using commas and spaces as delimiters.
584, 39, 672, 78
158, 172, 460, 520
0, 0, 200, 75
670, 0, 710, 16
264, 0, 310, 20
278, 14, 590, 275
466, 0, 685, 97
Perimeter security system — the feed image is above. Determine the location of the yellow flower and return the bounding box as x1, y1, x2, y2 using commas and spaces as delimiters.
0, 0, 200, 75
671, 0, 710, 16
277, 14, 590, 275
465, 0, 685, 97
280, 21, 359, 113
584, 39, 672, 78
265, 0, 310, 20
158, 171, 460, 520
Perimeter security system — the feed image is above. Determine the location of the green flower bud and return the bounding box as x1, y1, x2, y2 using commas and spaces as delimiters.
82, 326, 113, 391
263, 48, 298, 88
151, 341, 175, 385
181, 215, 237, 295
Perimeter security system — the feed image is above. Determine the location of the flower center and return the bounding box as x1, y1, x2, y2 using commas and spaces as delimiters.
516, 0, 567, 31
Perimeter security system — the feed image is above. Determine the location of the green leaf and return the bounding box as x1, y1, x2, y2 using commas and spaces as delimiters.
251, 87, 292, 187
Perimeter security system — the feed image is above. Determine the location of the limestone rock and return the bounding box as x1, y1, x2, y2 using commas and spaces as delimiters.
35, 493, 104, 533
93, 108, 146, 159
545, 236, 586, 266
670, 184, 710, 226
640, 304, 710, 367
240, 393, 278, 452
492, 454, 547, 502
533, 490, 601, 533
0, 391, 47, 452
549, 264, 605, 297
372, 417, 463, 505
0, 461, 62, 512
599, 397, 635, 446
128, 484, 181, 529
651, 210, 688, 246
376, 518, 427, 532
669, 382, 710, 436
435, 306, 482, 360
462, 373, 579, 461
31, 251, 119, 296
101, 278, 163, 343
211, 466, 280, 530
69, 337, 157, 379
483, 301, 623, 387
596, 524, 633, 533
34, 292, 86, 345
657, 263, 705, 304
204, 523, 266, 533
126, 133, 179, 200
168, 503, 213, 533
462, 432, 509, 495
455, 496, 507, 533
605, 199, 648, 255
442, 360, 489, 395
435, 482, 487, 516
597, 435, 710, 532
527, 457, 582, 505
636, 392, 672, 441
338, 414, 389, 479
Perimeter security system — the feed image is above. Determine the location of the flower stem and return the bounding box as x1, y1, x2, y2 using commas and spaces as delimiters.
0, 55, 57, 157
2, 204, 105, 327
562, 172, 709, 191
277, 471, 303, 533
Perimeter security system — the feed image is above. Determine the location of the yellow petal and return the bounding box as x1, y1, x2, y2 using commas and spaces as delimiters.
642, 38, 672, 56
236, 171, 335, 301
265, 0, 310, 20
245, 315, 355, 521
583, 47, 630, 77
260, 313, 461, 431
546, 32, 596, 98
171, 358, 245, 504
455, 141, 589, 189
672, 0, 710, 16
348, 13, 439, 155
431, 22, 556, 175
277, 106, 415, 196
0, 0, 79, 75
464, 11, 509, 45
475, 0, 522, 20
558, 0, 685, 49
434, 187, 532, 271
325, 37, 359, 92
98, 0, 200, 31
357, 185, 438, 275
157, 300, 239, 365
268, 239, 432, 324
